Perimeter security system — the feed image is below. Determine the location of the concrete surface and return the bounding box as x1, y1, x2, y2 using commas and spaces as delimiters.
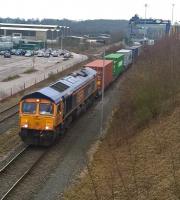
0, 53, 87, 100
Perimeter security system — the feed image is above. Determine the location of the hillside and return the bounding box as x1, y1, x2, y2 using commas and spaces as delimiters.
0, 18, 128, 35
62, 36, 180, 199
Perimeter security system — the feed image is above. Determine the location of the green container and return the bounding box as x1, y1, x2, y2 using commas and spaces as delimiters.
105, 53, 124, 78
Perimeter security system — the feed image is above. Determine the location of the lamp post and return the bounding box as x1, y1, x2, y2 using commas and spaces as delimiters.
97, 39, 106, 137
51, 29, 54, 49
56, 29, 60, 49
172, 3, 175, 25
66, 27, 70, 37
60, 26, 66, 50
144, 3, 148, 39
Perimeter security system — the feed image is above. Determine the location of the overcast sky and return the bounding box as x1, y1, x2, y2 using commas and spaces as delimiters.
0, 0, 179, 23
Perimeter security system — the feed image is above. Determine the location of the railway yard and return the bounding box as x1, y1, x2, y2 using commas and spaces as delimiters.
0, 71, 127, 200
0, 44, 128, 199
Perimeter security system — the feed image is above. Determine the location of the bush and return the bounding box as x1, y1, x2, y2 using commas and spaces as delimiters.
118, 36, 180, 128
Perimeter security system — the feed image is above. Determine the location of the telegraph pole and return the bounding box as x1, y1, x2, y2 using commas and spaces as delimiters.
96, 39, 106, 137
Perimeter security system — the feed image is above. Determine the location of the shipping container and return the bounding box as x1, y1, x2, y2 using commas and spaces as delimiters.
126, 46, 139, 61
147, 40, 155, 45
84, 59, 113, 94
105, 53, 124, 78
134, 45, 142, 55
116, 49, 132, 68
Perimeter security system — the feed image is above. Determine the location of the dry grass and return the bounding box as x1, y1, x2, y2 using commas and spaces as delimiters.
2, 75, 20, 82
62, 36, 180, 200
63, 106, 180, 200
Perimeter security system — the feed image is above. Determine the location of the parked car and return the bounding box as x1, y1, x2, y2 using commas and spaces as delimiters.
15, 49, 23, 56
44, 52, 50, 58
63, 52, 71, 59
37, 51, 44, 57
0, 50, 5, 55
25, 51, 33, 57
4, 51, 11, 58
10, 49, 17, 55
51, 51, 59, 57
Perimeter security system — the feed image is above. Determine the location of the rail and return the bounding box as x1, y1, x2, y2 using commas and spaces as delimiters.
0, 104, 19, 124
0, 146, 46, 200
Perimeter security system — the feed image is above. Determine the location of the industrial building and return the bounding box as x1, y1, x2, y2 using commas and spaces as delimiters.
0, 23, 68, 41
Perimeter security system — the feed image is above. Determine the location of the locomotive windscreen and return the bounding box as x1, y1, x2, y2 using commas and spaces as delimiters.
50, 82, 69, 92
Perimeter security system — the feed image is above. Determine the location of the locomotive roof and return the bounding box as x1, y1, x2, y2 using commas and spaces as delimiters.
21, 67, 97, 104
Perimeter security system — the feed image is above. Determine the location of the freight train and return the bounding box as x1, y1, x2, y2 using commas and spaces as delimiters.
19, 45, 141, 146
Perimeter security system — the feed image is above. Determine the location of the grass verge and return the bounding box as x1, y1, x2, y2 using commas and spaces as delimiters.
2, 75, 20, 82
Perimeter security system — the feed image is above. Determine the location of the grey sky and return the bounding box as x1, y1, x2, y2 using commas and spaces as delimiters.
1, 0, 179, 23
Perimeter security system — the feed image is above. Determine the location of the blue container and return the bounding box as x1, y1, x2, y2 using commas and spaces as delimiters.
126, 46, 139, 62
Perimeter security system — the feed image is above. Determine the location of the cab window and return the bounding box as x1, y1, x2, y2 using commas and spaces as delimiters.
39, 103, 53, 115
22, 102, 36, 114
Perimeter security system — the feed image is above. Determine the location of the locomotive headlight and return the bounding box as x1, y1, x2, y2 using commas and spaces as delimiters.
23, 124, 28, 128
97, 80, 101, 86
45, 125, 53, 130
45, 120, 53, 130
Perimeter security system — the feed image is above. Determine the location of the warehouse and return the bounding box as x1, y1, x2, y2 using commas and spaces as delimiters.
0, 23, 66, 41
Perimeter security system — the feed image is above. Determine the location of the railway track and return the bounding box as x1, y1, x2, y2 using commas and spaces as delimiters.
0, 145, 46, 200
0, 104, 19, 126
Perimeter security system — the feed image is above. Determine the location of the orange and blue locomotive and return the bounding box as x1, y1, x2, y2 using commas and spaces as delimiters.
19, 67, 97, 146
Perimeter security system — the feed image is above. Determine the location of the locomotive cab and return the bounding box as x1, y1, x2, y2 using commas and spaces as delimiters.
19, 97, 63, 146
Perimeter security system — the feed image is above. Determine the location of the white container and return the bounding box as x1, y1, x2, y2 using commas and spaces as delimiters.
148, 40, 155, 45
116, 49, 132, 68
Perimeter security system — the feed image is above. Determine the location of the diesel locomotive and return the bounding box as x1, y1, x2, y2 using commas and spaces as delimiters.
19, 67, 97, 146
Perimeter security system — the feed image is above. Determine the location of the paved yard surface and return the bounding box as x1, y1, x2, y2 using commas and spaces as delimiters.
0, 53, 87, 100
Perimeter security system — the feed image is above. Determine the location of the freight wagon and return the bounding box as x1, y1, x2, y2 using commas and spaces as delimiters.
105, 53, 124, 78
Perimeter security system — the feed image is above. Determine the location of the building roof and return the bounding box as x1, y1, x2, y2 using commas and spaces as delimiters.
0, 23, 59, 28
0, 27, 49, 32
85, 59, 113, 68
21, 67, 97, 104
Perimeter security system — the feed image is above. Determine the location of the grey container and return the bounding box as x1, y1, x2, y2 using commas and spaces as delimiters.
116, 49, 132, 68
